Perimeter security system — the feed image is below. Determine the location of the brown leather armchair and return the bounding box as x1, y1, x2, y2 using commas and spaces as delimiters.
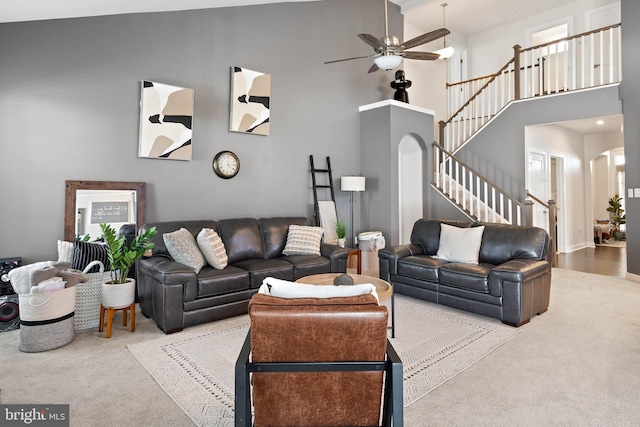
235, 293, 403, 426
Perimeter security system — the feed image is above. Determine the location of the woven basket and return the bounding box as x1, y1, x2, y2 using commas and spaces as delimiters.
74, 260, 114, 331
19, 286, 76, 352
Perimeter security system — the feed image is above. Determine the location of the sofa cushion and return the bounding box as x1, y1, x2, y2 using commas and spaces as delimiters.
478, 223, 548, 265
397, 255, 448, 282
278, 255, 331, 279
196, 265, 250, 298
282, 225, 324, 256
435, 224, 485, 264
197, 228, 228, 270
163, 228, 206, 273
218, 218, 265, 264
438, 263, 493, 293
260, 217, 310, 259
232, 258, 294, 289
410, 219, 470, 255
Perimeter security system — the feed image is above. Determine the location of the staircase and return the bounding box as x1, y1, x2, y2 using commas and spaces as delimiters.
434, 23, 622, 225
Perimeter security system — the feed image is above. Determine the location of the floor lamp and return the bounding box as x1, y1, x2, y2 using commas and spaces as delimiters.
340, 176, 366, 248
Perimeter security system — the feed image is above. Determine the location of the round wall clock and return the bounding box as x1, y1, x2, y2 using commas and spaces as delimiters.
213, 151, 240, 179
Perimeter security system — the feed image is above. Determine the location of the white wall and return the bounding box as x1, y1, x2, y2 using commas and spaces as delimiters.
398, 134, 423, 244
466, 0, 619, 78
584, 131, 624, 159
525, 125, 624, 251
402, 21, 448, 137
525, 124, 586, 251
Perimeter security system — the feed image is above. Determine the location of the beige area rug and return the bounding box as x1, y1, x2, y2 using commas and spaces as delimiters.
128, 295, 520, 426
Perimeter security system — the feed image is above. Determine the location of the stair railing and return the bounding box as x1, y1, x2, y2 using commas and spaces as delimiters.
439, 58, 516, 153
526, 192, 558, 266
433, 142, 528, 225
439, 23, 621, 155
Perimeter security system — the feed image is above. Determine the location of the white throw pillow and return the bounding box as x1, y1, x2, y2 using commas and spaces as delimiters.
282, 225, 324, 256
163, 228, 205, 273
435, 223, 485, 264
57, 240, 74, 263
259, 277, 379, 303
196, 228, 228, 270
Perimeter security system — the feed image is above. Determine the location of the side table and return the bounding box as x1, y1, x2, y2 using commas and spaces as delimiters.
99, 303, 135, 338
347, 248, 362, 274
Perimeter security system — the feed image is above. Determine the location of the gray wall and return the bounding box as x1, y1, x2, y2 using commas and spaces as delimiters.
359, 102, 433, 247
0, 0, 403, 263
621, 0, 640, 276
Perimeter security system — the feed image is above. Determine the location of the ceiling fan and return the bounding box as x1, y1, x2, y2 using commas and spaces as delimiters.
325, 0, 450, 73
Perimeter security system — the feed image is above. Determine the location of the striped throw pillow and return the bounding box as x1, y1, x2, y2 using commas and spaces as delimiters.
282, 225, 324, 256
72, 241, 109, 273
197, 228, 228, 270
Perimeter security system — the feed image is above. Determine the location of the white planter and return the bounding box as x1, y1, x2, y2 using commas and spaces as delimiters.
337, 238, 346, 248
102, 279, 135, 309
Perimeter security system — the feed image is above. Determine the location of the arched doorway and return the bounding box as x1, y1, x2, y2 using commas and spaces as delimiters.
398, 134, 426, 244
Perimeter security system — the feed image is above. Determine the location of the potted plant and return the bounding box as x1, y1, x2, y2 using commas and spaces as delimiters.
99, 222, 157, 308
335, 219, 348, 248
607, 194, 626, 241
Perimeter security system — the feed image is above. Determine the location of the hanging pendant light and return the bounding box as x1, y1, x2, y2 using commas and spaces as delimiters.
434, 3, 455, 59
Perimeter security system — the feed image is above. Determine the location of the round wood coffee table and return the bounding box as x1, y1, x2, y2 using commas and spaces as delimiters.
296, 273, 395, 337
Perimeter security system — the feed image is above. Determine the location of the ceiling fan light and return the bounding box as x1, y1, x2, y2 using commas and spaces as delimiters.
374, 54, 403, 70
434, 46, 455, 59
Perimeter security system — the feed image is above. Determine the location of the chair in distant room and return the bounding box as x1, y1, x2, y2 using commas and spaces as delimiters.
235, 288, 403, 427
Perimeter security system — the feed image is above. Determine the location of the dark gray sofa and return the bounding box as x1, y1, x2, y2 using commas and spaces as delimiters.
379, 219, 552, 327
138, 217, 349, 334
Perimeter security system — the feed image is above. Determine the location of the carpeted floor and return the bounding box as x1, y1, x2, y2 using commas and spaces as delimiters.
1, 268, 639, 426
127, 295, 519, 425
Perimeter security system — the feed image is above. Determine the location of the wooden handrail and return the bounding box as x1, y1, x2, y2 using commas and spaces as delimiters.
446, 23, 621, 88
447, 73, 496, 88
443, 58, 515, 125
519, 23, 621, 54
526, 192, 549, 208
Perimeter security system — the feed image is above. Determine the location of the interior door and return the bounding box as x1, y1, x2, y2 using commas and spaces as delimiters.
528, 151, 549, 231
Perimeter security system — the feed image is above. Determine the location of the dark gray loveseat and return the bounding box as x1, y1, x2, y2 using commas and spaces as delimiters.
379, 219, 552, 326
138, 217, 348, 334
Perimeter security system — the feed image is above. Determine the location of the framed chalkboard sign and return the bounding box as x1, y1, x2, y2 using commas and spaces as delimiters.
90, 202, 129, 224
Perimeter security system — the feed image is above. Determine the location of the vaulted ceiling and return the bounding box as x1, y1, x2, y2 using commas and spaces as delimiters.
2, 0, 575, 34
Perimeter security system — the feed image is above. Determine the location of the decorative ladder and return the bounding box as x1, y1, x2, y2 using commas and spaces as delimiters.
309, 155, 335, 227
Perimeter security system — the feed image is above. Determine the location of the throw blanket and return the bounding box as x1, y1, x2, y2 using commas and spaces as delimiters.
8, 261, 56, 294
318, 200, 338, 244
259, 277, 379, 303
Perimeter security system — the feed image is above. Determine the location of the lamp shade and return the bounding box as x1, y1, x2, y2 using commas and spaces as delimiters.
341, 176, 366, 192
434, 46, 455, 59
373, 54, 403, 71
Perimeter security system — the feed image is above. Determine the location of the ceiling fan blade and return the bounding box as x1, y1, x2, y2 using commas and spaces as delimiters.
358, 33, 384, 51
324, 55, 371, 64
368, 63, 380, 73
402, 28, 450, 50
403, 51, 441, 61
